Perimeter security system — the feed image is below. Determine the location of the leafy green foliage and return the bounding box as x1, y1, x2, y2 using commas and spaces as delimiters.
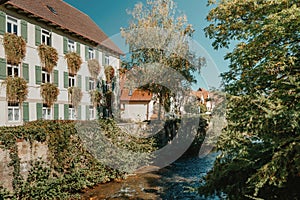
200, 0, 300, 199
0, 120, 158, 199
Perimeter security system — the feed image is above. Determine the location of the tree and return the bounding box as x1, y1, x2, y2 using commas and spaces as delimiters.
121, 0, 204, 118
199, 0, 300, 199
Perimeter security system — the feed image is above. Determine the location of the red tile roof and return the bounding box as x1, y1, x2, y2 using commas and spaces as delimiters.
5, 0, 123, 55
121, 88, 152, 102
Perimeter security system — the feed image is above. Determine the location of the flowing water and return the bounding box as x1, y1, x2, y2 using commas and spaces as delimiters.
82, 152, 219, 200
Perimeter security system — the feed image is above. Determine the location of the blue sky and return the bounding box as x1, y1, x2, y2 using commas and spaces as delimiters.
64, 0, 230, 90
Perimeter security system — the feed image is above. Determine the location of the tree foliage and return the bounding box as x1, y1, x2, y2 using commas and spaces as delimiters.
121, 0, 204, 113
199, 0, 300, 199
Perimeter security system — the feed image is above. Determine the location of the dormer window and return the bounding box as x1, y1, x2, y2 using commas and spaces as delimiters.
47, 5, 57, 15
7, 16, 18, 35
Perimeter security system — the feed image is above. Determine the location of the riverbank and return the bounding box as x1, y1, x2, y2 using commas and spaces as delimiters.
81, 152, 219, 200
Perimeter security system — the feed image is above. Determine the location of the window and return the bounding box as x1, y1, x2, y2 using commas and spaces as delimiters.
42, 68, 51, 83
68, 74, 75, 87
89, 78, 94, 90
89, 106, 95, 120
7, 64, 19, 77
129, 89, 133, 96
7, 16, 18, 35
120, 103, 125, 110
105, 55, 109, 66
69, 105, 75, 120
42, 29, 51, 46
68, 39, 76, 52
42, 104, 51, 120
8, 102, 20, 122
88, 47, 94, 59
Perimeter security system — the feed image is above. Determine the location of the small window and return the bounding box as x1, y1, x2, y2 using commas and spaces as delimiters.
89, 78, 94, 90
68, 39, 76, 52
68, 74, 75, 87
105, 55, 109, 66
88, 47, 94, 59
120, 103, 125, 110
7, 16, 18, 35
42, 104, 51, 120
47, 5, 57, 15
89, 105, 95, 120
42, 68, 51, 83
7, 64, 19, 77
8, 102, 20, 122
129, 89, 133, 96
42, 29, 51, 46
69, 105, 75, 120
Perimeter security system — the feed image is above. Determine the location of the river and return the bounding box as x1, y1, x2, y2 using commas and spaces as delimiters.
82, 152, 219, 200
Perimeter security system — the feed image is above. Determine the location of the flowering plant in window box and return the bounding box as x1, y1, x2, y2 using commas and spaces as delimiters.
68, 86, 82, 108
2, 76, 28, 104
65, 52, 82, 75
3, 33, 26, 65
38, 44, 58, 73
40, 83, 60, 107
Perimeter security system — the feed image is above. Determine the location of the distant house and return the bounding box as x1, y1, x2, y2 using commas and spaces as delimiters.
191, 88, 213, 113
0, 0, 122, 126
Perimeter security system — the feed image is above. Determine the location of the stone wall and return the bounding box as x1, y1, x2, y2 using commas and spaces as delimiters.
0, 140, 48, 191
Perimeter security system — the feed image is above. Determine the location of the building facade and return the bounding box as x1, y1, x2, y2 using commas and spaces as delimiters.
0, 0, 122, 126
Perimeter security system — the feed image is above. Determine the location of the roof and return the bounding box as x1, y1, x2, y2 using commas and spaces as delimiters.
121, 88, 152, 102
4, 0, 123, 55
191, 88, 209, 101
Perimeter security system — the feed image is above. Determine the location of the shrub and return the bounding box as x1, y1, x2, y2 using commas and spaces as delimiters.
2, 76, 28, 104
89, 90, 102, 107
88, 59, 101, 79
68, 86, 82, 108
104, 65, 115, 83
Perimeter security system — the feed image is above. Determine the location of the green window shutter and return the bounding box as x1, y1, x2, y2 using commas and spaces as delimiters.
23, 102, 29, 122
77, 105, 81, 120
36, 103, 42, 120
54, 70, 59, 86
85, 46, 89, 61
54, 104, 59, 120
35, 25, 41, 46
76, 43, 80, 55
63, 37, 68, 54
86, 105, 90, 120
64, 104, 69, 120
35, 65, 42, 85
102, 52, 106, 66
0, 11, 5, 35
85, 76, 89, 91
96, 50, 99, 61
77, 74, 82, 89
0, 58, 6, 80
22, 63, 29, 82
21, 20, 28, 42
64, 71, 69, 88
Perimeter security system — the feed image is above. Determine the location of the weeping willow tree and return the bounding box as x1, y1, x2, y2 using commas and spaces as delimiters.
121, 0, 204, 118
199, 0, 300, 199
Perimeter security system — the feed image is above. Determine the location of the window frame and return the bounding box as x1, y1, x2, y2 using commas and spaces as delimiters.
89, 105, 95, 120
7, 102, 20, 122
7, 63, 20, 77
41, 29, 51, 46
42, 68, 51, 83
88, 78, 94, 91
105, 55, 109, 66
68, 39, 76, 52
88, 47, 95, 59
69, 105, 76, 120
68, 74, 75, 87
42, 104, 52, 120
6, 15, 19, 35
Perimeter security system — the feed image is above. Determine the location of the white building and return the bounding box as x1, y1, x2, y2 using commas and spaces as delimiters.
0, 0, 122, 126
